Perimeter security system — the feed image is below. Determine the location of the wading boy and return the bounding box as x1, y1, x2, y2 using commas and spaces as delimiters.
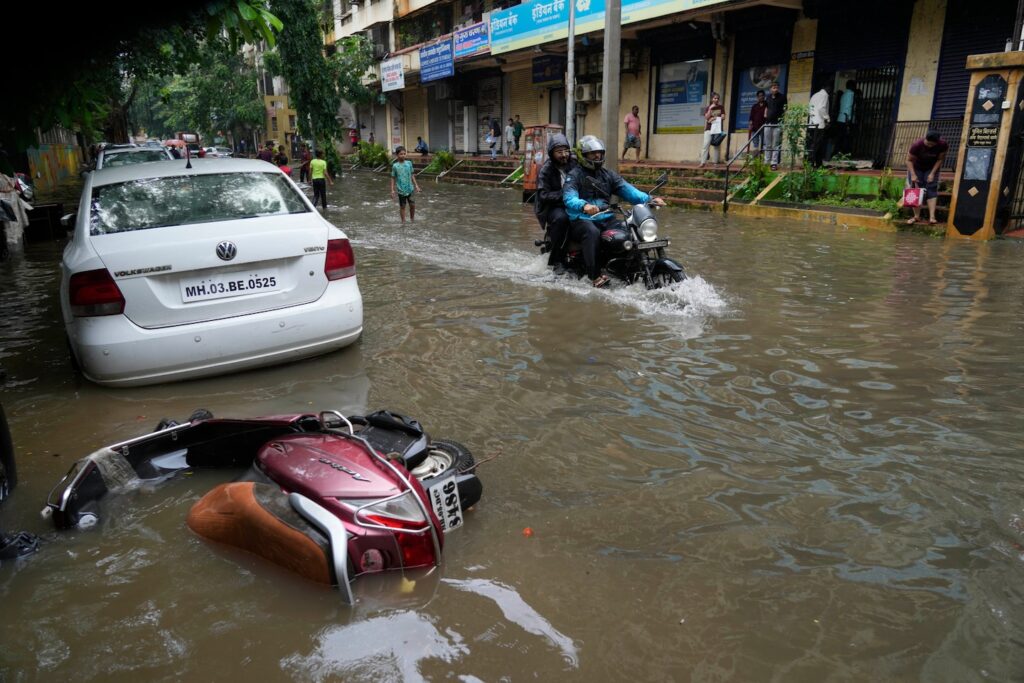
309, 149, 333, 211
390, 146, 422, 223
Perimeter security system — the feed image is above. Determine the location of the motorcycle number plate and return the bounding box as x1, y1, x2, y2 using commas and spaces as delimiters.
428, 476, 463, 533
637, 239, 670, 251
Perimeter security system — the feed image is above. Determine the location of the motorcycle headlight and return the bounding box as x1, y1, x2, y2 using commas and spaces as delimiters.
639, 217, 659, 242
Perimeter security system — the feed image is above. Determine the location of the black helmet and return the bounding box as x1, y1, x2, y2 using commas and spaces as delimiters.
576, 135, 606, 170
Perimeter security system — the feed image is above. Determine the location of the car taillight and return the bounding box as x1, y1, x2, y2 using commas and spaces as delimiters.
325, 238, 355, 280
69, 269, 125, 317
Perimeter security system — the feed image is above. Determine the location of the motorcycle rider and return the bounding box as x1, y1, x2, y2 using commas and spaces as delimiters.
563, 135, 666, 287
535, 133, 577, 268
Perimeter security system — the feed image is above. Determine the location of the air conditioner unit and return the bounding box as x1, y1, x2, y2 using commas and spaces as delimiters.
594, 83, 603, 101
373, 42, 387, 59
575, 84, 594, 102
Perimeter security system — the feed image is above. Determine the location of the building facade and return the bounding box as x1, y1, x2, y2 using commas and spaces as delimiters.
329, 0, 1018, 167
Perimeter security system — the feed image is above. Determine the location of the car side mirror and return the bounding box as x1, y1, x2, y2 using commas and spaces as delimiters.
60, 213, 76, 228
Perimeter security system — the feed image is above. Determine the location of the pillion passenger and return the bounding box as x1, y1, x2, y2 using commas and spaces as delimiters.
534, 133, 577, 268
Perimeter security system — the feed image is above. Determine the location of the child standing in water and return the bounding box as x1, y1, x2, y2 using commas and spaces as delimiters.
390, 146, 422, 223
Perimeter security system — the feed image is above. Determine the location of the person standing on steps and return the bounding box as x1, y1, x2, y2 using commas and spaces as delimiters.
699, 93, 725, 168
622, 105, 642, 162
764, 81, 787, 170
905, 130, 948, 226
488, 117, 501, 160
513, 115, 524, 153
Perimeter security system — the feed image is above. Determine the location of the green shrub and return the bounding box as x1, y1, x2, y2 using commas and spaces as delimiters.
779, 162, 834, 203
781, 103, 810, 169
423, 148, 456, 174
350, 141, 389, 168
734, 155, 772, 200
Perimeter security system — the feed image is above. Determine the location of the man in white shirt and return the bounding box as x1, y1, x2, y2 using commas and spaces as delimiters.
807, 82, 832, 167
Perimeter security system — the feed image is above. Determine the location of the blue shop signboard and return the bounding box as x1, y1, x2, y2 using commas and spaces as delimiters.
454, 22, 489, 60
420, 39, 454, 83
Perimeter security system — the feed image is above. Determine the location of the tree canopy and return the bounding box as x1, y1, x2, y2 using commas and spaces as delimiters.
1, 1, 281, 150
267, 0, 376, 146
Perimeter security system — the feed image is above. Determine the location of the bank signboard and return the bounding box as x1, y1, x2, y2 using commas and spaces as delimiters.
454, 22, 490, 60
381, 57, 405, 92
420, 39, 454, 83
655, 59, 710, 134
489, 0, 732, 55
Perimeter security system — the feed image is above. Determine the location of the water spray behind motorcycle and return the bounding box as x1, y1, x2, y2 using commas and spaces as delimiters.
537, 172, 686, 290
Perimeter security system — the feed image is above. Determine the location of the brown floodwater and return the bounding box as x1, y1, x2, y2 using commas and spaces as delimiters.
2, 170, 1024, 681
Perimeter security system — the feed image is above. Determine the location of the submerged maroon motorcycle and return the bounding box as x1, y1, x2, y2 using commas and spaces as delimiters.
44, 409, 482, 603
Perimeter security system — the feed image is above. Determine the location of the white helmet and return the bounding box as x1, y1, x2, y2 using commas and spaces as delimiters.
576, 135, 606, 170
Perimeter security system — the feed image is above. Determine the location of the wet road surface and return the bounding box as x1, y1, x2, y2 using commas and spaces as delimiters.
2, 170, 1024, 681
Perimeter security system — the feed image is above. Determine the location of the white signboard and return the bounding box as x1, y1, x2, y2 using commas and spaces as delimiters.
381, 57, 405, 92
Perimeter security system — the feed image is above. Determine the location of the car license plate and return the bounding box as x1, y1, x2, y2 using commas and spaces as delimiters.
180, 270, 280, 303
428, 476, 463, 533
637, 238, 670, 251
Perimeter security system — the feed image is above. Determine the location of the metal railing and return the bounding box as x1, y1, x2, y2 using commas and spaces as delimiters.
722, 123, 770, 214
885, 120, 962, 172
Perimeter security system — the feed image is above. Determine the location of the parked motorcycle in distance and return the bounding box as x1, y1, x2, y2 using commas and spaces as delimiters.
536, 172, 686, 289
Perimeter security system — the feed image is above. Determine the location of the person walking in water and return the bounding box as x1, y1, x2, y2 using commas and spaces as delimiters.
309, 149, 333, 211
391, 146, 422, 223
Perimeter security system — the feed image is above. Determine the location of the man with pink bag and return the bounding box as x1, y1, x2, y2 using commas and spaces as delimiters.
905, 130, 948, 225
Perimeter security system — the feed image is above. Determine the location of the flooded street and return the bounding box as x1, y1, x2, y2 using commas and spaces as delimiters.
3, 170, 1024, 681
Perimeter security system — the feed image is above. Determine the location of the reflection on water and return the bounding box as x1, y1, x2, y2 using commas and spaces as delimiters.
3, 173, 1024, 680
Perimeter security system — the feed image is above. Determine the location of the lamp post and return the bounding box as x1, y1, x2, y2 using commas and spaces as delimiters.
565, 0, 576, 145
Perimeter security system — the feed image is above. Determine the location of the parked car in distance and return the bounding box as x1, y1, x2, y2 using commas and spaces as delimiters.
203, 146, 234, 158
60, 159, 363, 386
96, 145, 173, 169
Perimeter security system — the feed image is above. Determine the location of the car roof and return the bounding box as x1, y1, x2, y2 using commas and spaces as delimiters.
90, 158, 281, 187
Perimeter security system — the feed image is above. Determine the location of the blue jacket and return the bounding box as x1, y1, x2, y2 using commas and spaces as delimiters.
563, 166, 651, 221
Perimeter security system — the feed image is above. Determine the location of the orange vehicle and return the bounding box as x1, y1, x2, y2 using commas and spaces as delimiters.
521, 124, 564, 202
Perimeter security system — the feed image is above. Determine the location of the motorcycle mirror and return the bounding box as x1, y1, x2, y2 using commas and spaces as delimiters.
60, 213, 77, 228
651, 172, 669, 194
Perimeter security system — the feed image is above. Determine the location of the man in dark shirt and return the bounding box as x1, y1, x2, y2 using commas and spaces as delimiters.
257, 141, 274, 163
534, 133, 577, 268
748, 90, 767, 158
764, 81, 787, 169
906, 130, 949, 225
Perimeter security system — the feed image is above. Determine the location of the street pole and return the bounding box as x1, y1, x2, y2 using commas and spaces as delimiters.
601, 0, 621, 172
565, 0, 576, 145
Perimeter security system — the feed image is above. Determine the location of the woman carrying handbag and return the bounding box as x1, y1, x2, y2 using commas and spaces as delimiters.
700, 92, 726, 167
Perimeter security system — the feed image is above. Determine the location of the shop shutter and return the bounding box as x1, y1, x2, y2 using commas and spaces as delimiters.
932, 0, 1016, 120
508, 68, 537, 127
813, 1, 913, 74
403, 87, 427, 147
475, 75, 503, 151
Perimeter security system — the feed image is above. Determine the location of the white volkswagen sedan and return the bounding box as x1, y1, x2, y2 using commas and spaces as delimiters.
60, 158, 363, 387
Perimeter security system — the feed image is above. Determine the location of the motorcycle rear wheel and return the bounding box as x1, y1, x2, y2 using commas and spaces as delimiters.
411, 440, 475, 482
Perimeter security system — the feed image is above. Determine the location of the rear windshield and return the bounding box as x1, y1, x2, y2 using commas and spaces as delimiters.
90, 172, 310, 235
102, 150, 170, 167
